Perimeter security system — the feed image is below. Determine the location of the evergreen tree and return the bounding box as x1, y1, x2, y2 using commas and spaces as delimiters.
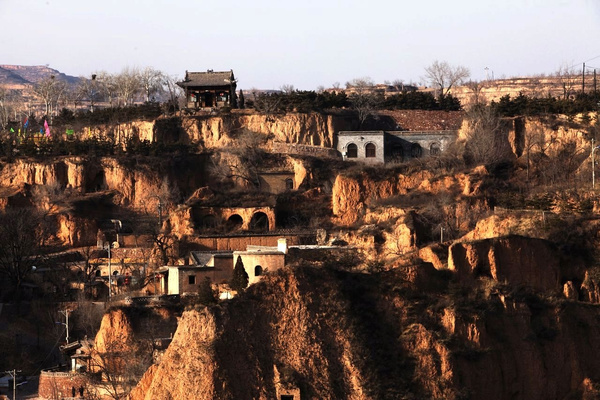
239, 90, 245, 109
197, 277, 217, 304
230, 256, 249, 292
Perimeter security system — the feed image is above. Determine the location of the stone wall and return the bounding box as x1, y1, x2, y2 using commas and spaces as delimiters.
337, 131, 385, 164
189, 234, 308, 251
270, 142, 340, 158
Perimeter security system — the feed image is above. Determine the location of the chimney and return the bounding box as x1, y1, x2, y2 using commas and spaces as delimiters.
277, 238, 288, 254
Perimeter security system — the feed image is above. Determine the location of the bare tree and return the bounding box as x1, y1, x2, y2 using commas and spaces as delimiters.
139, 67, 164, 103
464, 80, 486, 108
463, 105, 512, 165
210, 129, 267, 189
424, 60, 470, 99
77, 74, 101, 112
90, 336, 152, 400
34, 76, 67, 116
0, 209, 50, 301
96, 71, 118, 107
346, 77, 380, 128
114, 67, 142, 106
0, 88, 13, 130
280, 84, 295, 94
555, 63, 578, 99
162, 74, 184, 111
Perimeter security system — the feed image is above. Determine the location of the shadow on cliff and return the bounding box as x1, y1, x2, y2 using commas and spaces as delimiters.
207, 265, 445, 399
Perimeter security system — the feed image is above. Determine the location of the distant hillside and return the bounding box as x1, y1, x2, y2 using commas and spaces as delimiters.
0, 65, 81, 89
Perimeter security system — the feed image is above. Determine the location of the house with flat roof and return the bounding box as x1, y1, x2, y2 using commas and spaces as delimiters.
337, 130, 457, 163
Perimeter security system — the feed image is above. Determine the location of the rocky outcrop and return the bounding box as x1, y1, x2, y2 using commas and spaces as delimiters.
332, 171, 432, 225
448, 235, 560, 291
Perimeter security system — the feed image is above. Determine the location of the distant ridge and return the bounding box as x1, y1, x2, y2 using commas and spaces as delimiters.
0, 65, 81, 88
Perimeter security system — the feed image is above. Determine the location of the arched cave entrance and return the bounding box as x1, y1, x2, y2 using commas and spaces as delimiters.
226, 214, 243, 231
254, 265, 263, 276
195, 214, 218, 231
410, 143, 422, 158
250, 212, 269, 232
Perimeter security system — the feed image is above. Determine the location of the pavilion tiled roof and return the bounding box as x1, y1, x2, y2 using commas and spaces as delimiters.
178, 70, 235, 88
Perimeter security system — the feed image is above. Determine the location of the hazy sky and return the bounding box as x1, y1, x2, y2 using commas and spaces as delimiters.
1, 0, 600, 90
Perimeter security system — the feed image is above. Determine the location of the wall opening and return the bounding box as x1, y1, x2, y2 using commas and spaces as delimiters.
226, 214, 243, 231
250, 212, 269, 232
346, 143, 358, 158
365, 143, 376, 158
255, 265, 263, 276
430, 142, 441, 156
188, 275, 196, 285
285, 178, 294, 190
410, 143, 422, 158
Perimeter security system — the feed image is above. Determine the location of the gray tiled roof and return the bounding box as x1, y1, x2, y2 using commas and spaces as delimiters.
178, 70, 235, 88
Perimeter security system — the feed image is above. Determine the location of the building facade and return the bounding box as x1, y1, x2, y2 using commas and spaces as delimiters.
177, 70, 237, 109
337, 130, 457, 163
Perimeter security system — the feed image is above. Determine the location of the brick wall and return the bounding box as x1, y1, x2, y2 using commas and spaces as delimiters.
38, 370, 87, 399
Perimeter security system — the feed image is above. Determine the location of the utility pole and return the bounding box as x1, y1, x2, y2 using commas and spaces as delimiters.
58, 309, 71, 344
4, 369, 21, 400
583, 63, 586, 93
108, 243, 112, 301
592, 138, 599, 189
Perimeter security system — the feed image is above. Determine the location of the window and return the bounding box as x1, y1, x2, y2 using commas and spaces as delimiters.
188, 275, 196, 285
255, 265, 263, 276
285, 178, 294, 190
346, 143, 358, 158
365, 143, 376, 158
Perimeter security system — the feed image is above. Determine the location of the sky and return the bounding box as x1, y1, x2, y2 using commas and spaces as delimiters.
1, 0, 600, 90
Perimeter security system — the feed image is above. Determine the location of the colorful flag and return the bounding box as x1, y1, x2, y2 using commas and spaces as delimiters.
66, 129, 74, 135
23, 118, 29, 128
44, 120, 51, 138
10, 128, 14, 133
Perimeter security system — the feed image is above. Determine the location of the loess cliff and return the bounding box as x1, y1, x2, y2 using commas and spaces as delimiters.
129, 263, 600, 400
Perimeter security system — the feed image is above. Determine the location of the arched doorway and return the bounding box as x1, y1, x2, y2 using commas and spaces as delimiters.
346, 143, 358, 158
250, 212, 269, 232
411, 143, 422, 158
254, 265, 263, 276
226, 214, 243, 231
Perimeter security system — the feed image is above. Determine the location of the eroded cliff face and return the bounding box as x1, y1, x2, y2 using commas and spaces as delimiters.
331, 169, 485, 227
332, 171, 432, 226
88, 112, 356, 150
130, 265, 600, 400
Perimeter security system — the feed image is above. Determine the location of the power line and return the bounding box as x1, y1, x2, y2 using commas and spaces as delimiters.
569, 54, 600, 69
